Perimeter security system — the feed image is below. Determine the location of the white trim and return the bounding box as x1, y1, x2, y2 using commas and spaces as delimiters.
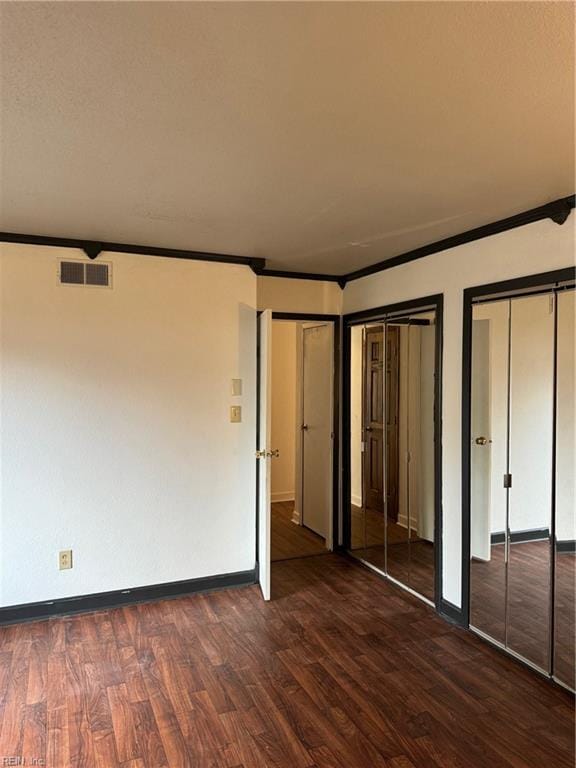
271, 491, 295, 503
351, 494, 362, 508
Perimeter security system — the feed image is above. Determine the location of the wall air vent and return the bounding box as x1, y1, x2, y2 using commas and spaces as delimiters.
59, 260, 111, 288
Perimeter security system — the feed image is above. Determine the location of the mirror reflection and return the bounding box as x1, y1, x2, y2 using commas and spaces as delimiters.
554, 289, 575, 691
348, 309, 437, 604
469, 287, 575, 690
469, 299, 509, 645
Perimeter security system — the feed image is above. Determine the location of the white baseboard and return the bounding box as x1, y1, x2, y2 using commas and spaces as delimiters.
351, 494, 362, 508
271, 492, 295, 503
291, 508, 301, 524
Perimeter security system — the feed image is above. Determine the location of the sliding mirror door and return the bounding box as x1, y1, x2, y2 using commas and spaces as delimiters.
405, 313, 436, 602
347, 301, 440, 606
349, 324, 366, 556
469, 300, 508, 645
554, 289, 575, 690
469, 276, 575, 689
386, 314, 436, 601
349, 324, 386, 569
363, 324, 386, 570
507, 294, 554, 671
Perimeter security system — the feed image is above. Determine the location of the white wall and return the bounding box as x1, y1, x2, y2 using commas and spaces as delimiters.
271, 322, 297, 502
257, 276, 342, 314
0, 245, 257, 607
343, 216, 575, 607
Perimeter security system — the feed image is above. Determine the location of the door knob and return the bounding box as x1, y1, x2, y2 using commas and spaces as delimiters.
301, 424, 309, 431
365, 426, 373, 432
475, 436, 491, 445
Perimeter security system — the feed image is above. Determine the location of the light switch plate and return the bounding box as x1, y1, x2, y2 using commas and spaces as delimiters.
231, 378, 243, 396
230, 405, 242, 423
59, 549, 73, 570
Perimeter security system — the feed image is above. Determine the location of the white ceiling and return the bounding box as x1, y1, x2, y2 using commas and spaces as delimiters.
0, 2, 573, 276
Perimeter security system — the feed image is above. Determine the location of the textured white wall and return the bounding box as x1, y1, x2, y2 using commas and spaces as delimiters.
0, 245, 257, 606
257, 276, 342, 314
343, 216, 575, 607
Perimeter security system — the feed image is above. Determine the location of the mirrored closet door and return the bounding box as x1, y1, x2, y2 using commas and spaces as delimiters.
469, 283, 575, 691
348, 305, 439, 605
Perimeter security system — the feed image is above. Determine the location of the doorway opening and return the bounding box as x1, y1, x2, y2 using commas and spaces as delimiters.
256, 311, 339, 600
343, 296, 443, 608
463, 268, 575, 692
270, 319, 335, 562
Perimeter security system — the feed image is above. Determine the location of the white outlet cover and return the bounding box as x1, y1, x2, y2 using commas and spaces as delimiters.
231, 378, 243, 396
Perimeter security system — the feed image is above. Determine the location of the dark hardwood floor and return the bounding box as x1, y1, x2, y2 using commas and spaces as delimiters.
350, 504, 435, 601
471, 541, 575, 690
272, 501, 326, 562
0, 554, 573, 767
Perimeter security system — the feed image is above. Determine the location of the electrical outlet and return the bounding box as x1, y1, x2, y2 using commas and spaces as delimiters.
59, 549, 73, 570
230, 405, 242, 423
231, 378, 243, 396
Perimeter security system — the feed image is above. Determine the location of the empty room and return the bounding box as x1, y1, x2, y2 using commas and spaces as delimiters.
0, 2, 574, 767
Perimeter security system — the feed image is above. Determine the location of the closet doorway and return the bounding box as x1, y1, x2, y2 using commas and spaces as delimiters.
344, 296, 443, 607
464, 268, 575, 692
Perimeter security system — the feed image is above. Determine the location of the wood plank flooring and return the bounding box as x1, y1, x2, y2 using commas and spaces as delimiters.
271, 501, 326, 561
470, 541, 575, 689
350, 504, 436, 601
0, 554, 573, 767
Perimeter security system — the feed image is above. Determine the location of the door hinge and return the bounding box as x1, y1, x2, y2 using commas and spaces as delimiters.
255, 449, 280, 459
503, 473, 512, 489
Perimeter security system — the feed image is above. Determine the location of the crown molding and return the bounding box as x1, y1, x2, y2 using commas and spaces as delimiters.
1, 195, 573, 287
341, 195, 575, 285
0, 231, 266, 272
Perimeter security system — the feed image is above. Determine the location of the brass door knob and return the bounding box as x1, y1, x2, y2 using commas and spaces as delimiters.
475, 436, 491, 445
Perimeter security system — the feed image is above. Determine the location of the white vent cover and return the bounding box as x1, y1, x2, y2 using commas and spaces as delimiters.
59, 260, 112, 287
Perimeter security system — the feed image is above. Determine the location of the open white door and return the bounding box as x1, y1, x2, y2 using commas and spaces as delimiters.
258, 310, 272, 600
301, 323, 333, 543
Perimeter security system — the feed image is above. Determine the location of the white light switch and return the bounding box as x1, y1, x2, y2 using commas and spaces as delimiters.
231, 378, 243, 396
230, 405, 242, 423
